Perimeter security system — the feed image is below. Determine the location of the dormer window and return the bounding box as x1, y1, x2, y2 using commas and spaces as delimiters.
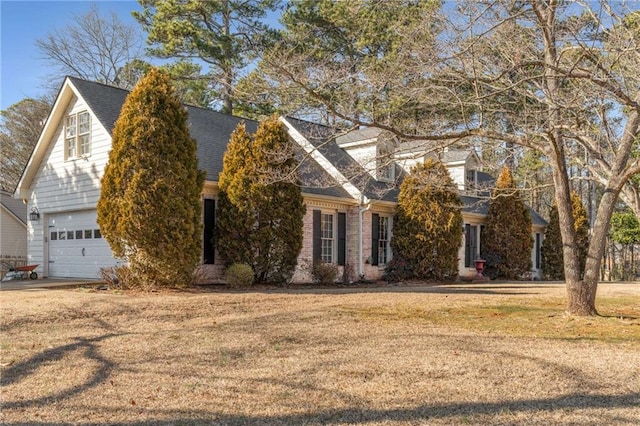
466, 168, 477, 191
65, 111, 91, 160
377, 146, 395, 182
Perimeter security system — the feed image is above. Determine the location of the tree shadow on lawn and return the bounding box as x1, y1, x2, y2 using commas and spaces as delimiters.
1, 332, 122, 410
3, 392, 639, 425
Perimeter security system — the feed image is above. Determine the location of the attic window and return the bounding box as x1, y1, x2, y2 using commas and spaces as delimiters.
377, 147, 395, 182
65, 111, 91, 160
466, 169, 477, 191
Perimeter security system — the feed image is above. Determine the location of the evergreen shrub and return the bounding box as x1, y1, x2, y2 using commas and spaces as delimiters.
226, 263, 254, 288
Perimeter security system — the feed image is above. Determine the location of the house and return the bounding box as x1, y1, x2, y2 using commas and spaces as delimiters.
15, 77, 545, 281
0, 189, 28, 266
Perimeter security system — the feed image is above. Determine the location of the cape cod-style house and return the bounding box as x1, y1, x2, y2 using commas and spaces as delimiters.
14, 77, 546, 282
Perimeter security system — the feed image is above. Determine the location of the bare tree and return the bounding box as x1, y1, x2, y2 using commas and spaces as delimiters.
260, 0, 640, 316
35, 4, 144, 88
0, 98, 51, 192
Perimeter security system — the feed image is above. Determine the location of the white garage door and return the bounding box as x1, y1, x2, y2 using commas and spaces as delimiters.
48, 210, 118, 278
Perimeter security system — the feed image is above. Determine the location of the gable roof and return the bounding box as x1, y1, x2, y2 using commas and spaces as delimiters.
0, 190, 27, 225
16, 77, 347, 200
283, 117, 401, 203
67, 77, 261, 183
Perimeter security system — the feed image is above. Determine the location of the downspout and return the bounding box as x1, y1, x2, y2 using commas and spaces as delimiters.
358, 196, 371, 279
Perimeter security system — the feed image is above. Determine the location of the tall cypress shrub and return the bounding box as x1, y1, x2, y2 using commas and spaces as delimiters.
391, 158, 463, 280
542, 192, 590, 280
481, 166, 532, 279
217, 116, 305, 283
97, 68, 204, 288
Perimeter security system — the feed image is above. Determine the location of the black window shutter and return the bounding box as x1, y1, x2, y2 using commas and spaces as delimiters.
338, 212, 346, 266
312, 210, 321, 264
371, 213, 380, 266
203, 199, 216, 264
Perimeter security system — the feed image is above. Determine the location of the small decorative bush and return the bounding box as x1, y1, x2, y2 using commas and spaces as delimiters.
226, 263, 254, 288
312, 261, 339, 284
383, 256, 413, 283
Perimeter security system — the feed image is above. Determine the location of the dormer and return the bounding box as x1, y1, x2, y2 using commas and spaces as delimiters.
395, 144, 483, 192
337, 128, 396, 182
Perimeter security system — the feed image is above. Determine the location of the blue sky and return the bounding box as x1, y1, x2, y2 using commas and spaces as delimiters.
1, 0, 142, 110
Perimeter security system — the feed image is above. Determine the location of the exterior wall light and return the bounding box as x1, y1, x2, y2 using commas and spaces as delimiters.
29, 207, 40, 221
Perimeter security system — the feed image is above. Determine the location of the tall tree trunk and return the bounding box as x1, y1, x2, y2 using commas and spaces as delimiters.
221, 0, 234, 114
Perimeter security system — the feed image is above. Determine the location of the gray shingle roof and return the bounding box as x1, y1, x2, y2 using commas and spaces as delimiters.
69, 78, 347, 198
0, 190, 27, 224
285, 117, 401, 202
68, 77, 258, 182
460, 195, 547, 226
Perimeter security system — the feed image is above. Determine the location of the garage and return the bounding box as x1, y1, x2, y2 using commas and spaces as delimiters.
48, 210, 118, 278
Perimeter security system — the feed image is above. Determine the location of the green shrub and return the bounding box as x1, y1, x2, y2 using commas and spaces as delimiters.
312, 261, 339, 284
383, 256, 413, 283
97, 68, 204, 289
226, 263, 254, 288
391, 159, 463, 280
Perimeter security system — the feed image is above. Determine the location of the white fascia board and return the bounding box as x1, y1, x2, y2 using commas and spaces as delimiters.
14, 78, 112, 200
338, 138, 378, 149
280, 117, 365, 203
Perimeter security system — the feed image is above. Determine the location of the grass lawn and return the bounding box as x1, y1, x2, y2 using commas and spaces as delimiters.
1, 281, 639, 425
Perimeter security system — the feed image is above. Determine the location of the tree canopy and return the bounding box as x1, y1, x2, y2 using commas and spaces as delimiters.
0, 98, 51, 192
134, 0, 281, 114
260, 0, 640, 315
35, 4, 144, 89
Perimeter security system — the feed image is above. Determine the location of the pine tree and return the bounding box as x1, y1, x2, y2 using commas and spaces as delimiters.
217, 116, 305, 283
481, 166, 533, 279
542, 192, 590, 280
97, 68, 204, 288
391, 158, 463, 280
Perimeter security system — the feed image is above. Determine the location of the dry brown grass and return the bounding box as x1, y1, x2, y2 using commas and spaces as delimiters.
1, 281, 639, 425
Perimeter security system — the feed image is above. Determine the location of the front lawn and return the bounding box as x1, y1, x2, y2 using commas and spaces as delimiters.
1, 282, 639, 425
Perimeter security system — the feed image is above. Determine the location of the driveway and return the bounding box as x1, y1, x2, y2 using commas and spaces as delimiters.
0, 277, 100, 291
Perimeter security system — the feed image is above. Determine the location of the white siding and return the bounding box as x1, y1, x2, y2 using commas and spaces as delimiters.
447, 165, 466, 190
342, 144, 378, 177
27, 94, 113, 277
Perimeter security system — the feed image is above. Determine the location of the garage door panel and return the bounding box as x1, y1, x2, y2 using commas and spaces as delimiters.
48, 210, 117, 278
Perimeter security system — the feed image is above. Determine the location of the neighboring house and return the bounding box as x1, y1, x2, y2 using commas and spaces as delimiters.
0, 189, 28, 266
15, 77, 546, 281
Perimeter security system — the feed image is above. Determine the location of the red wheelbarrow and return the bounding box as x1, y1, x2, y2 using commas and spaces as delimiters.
1, 262, 39, 281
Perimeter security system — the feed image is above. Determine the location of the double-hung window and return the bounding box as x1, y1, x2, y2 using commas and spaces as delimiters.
65, 111, 91, 159
321, 213, 334, 263
372, 214, 392, 266
378, 216, 390, 265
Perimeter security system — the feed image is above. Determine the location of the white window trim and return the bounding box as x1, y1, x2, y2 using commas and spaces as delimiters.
378, 215, 392, 266
321, 212, 336, 264
65, 111, 91, 160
